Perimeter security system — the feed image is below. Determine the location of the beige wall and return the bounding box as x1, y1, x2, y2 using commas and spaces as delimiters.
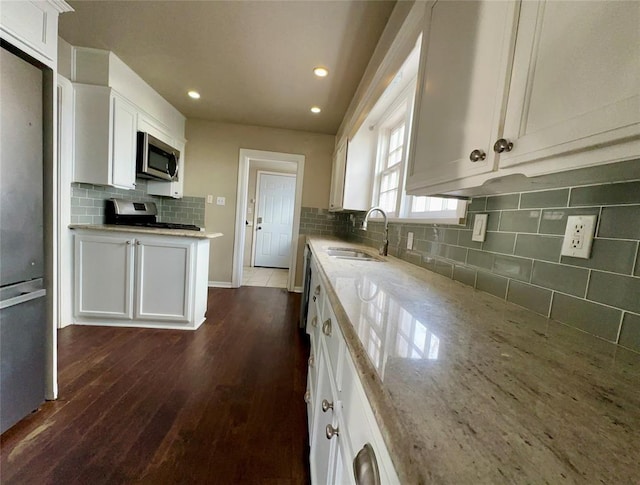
184, 119, 335, 285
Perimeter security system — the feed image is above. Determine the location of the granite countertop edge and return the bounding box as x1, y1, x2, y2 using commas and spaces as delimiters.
306, 235, 640, 485
69, 224, 223, 239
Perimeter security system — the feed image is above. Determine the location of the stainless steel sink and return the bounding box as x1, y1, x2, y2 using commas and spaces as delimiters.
325, 247, 383, 262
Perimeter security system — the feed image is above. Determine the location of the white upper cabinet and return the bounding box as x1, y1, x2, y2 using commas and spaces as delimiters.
0, 1, 72, 68
499, 0, 640, 172
73, 84, 137, 189
406, 0, 519, 191
406, 0, 640, 196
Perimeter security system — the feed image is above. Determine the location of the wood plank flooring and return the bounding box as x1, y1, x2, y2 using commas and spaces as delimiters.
0, 287, 310, 484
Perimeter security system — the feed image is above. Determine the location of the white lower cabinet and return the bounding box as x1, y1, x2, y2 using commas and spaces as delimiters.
74, 231, 209, 330
306, 255, 399, 484
74, 233, 134, 320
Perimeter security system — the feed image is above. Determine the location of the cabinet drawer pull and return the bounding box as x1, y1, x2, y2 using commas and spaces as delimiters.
322, 318, 332, 336
308, 355, 315, 368
353, 443, 381, 485
325, 424, 339, 439
469, 149, 486, 162
125, 240, 131, 245
304, 390, 311, 404
493, 138, 513, 153
311, 316, 318, 327
321, 399, 333, 413
314, 285, 321, 296
313, 295, 317, 303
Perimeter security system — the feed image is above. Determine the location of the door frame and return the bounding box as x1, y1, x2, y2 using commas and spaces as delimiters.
233, 149, 305, 291
251, 170, 297, 268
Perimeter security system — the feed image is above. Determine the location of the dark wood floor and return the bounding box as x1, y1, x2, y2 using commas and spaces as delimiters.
1, 287, 310, 484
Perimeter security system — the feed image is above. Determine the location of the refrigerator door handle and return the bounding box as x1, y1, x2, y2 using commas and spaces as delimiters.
0, 289, 46, 310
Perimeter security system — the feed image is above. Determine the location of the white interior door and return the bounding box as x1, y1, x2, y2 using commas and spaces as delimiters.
254, 172, 295, 268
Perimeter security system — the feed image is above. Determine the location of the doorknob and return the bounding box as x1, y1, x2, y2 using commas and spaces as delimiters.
257, 226, 262, 230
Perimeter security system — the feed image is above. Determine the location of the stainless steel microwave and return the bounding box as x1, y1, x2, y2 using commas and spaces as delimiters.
136, 132, 180, 181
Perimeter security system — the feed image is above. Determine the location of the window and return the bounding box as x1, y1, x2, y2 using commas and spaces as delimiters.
368, 38, 467, 224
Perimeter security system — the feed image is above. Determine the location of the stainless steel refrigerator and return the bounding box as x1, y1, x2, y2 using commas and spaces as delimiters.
0, 45, 47, 434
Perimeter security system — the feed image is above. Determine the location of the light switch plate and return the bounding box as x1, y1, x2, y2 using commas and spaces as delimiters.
206, 195, 213, 204
561, 215, 597, 258
216, 196, 226, 206
407, 232, 414, 250
472, 214, 488, 242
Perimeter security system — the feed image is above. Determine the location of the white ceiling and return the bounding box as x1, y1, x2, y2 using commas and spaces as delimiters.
59, 1, 396, 135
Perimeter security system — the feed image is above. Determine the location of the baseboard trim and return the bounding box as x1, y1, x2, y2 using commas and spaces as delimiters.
208, 281, 233, 288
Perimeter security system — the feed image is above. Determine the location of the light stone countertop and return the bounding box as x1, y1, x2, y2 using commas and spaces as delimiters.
307, 236, 640, 485
69, 224, 223, 239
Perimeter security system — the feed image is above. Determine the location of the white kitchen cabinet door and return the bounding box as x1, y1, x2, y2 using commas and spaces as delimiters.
134, 237, 193, 322
74, 233, 134, 320
310, 348, 339, 485
406, 0, 519, 192
499, 1, 640, 171
110, 93, 138, 189
73, 85, 137, 190
329, 140, 347, 211
0, 1, 69, 68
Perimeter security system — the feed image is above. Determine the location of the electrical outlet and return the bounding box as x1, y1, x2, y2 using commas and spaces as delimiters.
407, 232, 414, 250
561, 215, 597, 259
216, 196, 226, 206
472, 214, 488, 242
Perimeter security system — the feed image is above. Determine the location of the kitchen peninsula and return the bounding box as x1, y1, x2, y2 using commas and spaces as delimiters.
70, 225, 222, 330
304, 236, 640, 484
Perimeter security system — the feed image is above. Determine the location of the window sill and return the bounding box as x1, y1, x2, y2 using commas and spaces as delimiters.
367, 216, 466, 226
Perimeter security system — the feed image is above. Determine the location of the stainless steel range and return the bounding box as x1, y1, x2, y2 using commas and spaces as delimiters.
105, 198, 202, 231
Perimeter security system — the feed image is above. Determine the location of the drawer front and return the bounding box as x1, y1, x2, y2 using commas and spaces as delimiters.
341, 353, 400, 485
321, 300, 344, 391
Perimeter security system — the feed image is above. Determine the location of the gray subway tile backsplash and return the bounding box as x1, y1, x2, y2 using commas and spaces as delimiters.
520, 188, 570, 209
531, 261, 589, 297
514, 234, 563, 263
487, 193, 520, 210
569, 181, 640, 206
499, 209, 541, 233
475, 271, 508, 299
586, 271, 640, 314
339, 178, 640, 352
618, 312, 640, 352
507, 280, 552, 316
70, 181, 205, 227
550, 293, 622, 342
597, 205, 640, 239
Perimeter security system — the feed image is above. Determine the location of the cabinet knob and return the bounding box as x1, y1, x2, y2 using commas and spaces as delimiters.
321, 399, 333, 413
325, 424, 339, 439
135, 241, 141, 246
125, 240, 131, 245
314, 285, 321, 296
311, 316, 318, 327
308, 355, 315, 368
322, 318, 332, 336
312, 295, 317, 303
493, 138, 514, 153
469, 149, 486, 162
304, 390, 311, 404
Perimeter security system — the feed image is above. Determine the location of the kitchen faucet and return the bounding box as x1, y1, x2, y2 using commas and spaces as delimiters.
362, 206, 389, 256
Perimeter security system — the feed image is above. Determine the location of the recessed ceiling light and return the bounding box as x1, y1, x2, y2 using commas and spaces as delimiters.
310, 106, 321, 114
188, 90, 201, 99
313, 66, 329, 78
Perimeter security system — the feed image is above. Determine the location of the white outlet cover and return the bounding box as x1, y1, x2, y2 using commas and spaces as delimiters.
206, 195, 213, 204
561, 215, 597, 258
216, 196, 226, 206
472, 214, 488, 242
